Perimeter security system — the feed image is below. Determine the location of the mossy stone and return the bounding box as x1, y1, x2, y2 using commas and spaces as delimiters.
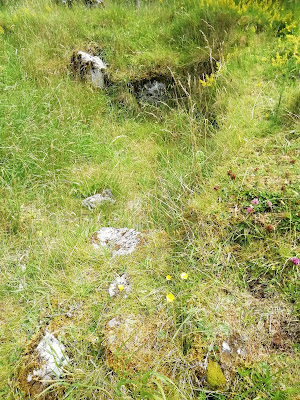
207, 361, 226, 389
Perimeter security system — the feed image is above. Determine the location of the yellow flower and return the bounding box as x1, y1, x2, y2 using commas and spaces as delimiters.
118, 285, 124, 292
166, 293, 175, 302
256, 82, 262, 87
180, 272, 188, 280
0, 26, 4, 35
165, 275, 171, 281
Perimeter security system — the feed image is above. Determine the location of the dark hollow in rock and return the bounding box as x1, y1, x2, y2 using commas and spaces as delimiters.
129, 75, 174, 104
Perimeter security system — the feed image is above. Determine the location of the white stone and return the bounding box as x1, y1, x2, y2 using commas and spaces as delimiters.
28, 331, 69, 385
108, 274, 131, 298
92, 227, 141, 256
82, 189, 115, 210
107, 317, 120, 329
71, 51, 107, 89
222, 341, 231, 353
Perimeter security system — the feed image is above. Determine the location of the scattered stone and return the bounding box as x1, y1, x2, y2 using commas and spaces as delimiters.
108, 274, 131, 298
107, 317, 120, 329
82, 189, 115, 209
70, 51, 107, 88
91, 227, 142, 256
18, 330, 69, 397
222, 342, 231, 353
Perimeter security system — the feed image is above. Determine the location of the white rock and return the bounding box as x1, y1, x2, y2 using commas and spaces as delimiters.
222, 341, 231, 353
107, 317, 120, 329
71, 51, 107, 89
91, 227, 141, 256
28, 331, 69, 385
82, 189, 115, 210
108, 274, 131, 298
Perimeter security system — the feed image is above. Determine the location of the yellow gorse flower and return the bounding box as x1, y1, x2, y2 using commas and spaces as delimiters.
166, 293, 175, 302
166, 275, 171, 281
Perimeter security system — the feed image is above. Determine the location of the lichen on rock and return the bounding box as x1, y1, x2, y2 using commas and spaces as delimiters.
91, 227, 142, 256
70, 50, 107, 88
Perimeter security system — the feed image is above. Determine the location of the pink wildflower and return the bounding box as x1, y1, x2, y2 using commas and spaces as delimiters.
267, 200, 272, 207
252, 198, 259, 205
247, 206, 254, 213
290, 257, 299, 265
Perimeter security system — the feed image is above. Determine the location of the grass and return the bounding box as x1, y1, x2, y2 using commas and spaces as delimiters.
0, 0, 299, 398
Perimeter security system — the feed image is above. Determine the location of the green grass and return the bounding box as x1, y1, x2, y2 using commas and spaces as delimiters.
0, 0, 299, 399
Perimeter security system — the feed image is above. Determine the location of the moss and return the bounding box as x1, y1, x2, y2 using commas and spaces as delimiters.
206, 361, 226, 389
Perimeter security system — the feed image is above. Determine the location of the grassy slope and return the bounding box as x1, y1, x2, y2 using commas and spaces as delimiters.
0, 0, 299, 399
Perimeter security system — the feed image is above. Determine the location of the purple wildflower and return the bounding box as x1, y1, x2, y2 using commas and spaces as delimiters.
290, 257, 299, 265
247, 206, 254, 213
252, 198, 259, 205
267, 200, 272, 207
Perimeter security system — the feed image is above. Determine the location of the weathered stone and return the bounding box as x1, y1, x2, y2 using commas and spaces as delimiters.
82, 189, 115, 209
70, 51, 107, 88
28, 331, 69, 384
18, 330, 69, 397
108, 274, 131, 298
91, 227, 141, 256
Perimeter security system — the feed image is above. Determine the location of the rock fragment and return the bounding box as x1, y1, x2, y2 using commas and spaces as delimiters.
70, 51, 107, 88
108, 274, 131, 298
28, 331, 69, 384
82, 189, 115, 209
91, 227, 141, 256
18, 330, 69, 397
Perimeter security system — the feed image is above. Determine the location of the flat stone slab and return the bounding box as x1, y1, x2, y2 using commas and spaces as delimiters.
91, 227, 141, 256
82, 189, 115, 209
70, 51, 107, 88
